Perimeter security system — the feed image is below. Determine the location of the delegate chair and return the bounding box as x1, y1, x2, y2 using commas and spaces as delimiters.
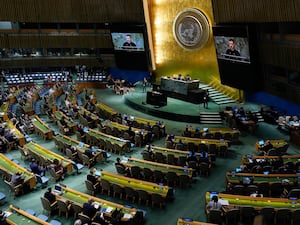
225, 208, 240, 225
35, 174, 49, 189
78, 213, 91, 225
137, 189, 150, 206
115, 164, 127, 176
71, 202, 83, 218
57, 198, 70, 218
112, 183, 125, 199
100, 179, 111, 196
275, 208, 291, 225
40, 196, 57, 217
292, 209, 300, 225
151, 193, 165, 208
207, 209, 222, 224
260, 207, 275, 225
240, 206, 255, 225
85, 180, 99, 196
5, 180, 23, 199
124, 186, 138, 203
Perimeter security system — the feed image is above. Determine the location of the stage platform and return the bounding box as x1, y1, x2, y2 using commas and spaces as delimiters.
97, 83, 261, 124
124, 83, 226, 123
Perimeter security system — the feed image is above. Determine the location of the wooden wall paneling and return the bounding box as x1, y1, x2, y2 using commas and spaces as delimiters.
259, 42, 300, 71
212, 0, 300, 23
0, 34, 9, 48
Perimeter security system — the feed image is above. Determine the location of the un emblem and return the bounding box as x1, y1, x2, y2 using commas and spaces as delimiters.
173, 8, 210, 50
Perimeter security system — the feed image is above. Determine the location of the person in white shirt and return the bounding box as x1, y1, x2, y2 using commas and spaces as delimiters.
206, 195, 222, 213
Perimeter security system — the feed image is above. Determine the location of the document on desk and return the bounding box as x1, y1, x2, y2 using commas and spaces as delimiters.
123, 213, 133, 219
219, 199, 229, 206
106, 207, 113, 213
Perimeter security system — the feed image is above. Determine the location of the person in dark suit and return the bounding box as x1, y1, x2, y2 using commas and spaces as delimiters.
225, 39, 240, 59
44, 187, 56, 204
122, 34, 137, 50
87, 170, 98, 185
82, 198, 97, 219
203, 90, 209, 109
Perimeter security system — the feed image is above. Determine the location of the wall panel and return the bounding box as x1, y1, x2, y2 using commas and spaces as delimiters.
259, 43, 300, 71
0, 0, 145, 23
1, 34, 112, 49
0, 56, 115, 68
212, 0, 300, 23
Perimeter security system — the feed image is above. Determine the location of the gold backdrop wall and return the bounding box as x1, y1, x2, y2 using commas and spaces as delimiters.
147, 0, 220, 83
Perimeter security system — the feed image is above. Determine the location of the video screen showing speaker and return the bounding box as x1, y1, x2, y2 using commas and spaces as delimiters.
213, 25, 261, 91
111, 25, 150, 71
111, 32, 145, 52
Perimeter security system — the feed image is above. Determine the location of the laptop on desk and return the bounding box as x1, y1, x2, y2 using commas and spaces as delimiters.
53, 185, 63, 195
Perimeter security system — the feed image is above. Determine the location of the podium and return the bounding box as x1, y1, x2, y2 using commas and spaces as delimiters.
146, 91, 167, 107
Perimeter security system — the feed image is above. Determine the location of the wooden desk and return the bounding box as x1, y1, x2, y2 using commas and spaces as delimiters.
101, 171, 171, 198
242, 154, 300, 165
255, 139, 288, 152
24, 142, 73, 173
151, 146, 212, 163
53, 134, 102, 162
0, 102, 9, 121
6, 205, 51, 225
177, 218, 216, 225
79, 106, 99, 120
96, 102, 118, 120
205, 192, 300, 210
171, 135, 229, 148
31, 115, 54, 140
0, 153, 36, 190
123, 157, 193, 178
6, 120, 26, 146
225, 171, 299, 185
88, 128, 129, 154
102, 120, 149, 143
184, 127, 240, 140
55, 185, 137, 222
131, 116, 166, 136
53, 111, 78, 132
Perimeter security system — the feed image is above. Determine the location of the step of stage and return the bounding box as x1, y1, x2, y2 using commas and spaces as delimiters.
199, 83, 237, 105
200, 112, 223, 124
254, 111, 264, 122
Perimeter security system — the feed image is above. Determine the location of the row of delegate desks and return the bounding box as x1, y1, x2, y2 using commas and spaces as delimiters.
23, 141, 73, 173
96, 102, 118, 120
54, 185, 137, 222
183, 127, 240, 138
205, 192, 300, 211
0, 153, 36, 190
101, 120, 150, 143
6, 120, 26, 146
87, 128, 129, 154
31, 115, 54, 140
97, 101, 166, 135
53, 134, 103, 162
177, 218, 216, 225
0, 101, 9, 121
254, 139, 288, 152
6, 205, 51, 225
78, 106, 99, 122
123, 157, 193, 178
53, 111, 78, 132
151, 145, 209, 160
171, 135, 229, 149
226, 172, 299, 185
100, 171, 171, 198
242, 154, 300, 165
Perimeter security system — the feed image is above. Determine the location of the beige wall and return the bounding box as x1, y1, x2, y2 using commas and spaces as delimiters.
147, 0, 220, 83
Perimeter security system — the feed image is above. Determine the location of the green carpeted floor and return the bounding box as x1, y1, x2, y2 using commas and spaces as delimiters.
0, 86, 299, 225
